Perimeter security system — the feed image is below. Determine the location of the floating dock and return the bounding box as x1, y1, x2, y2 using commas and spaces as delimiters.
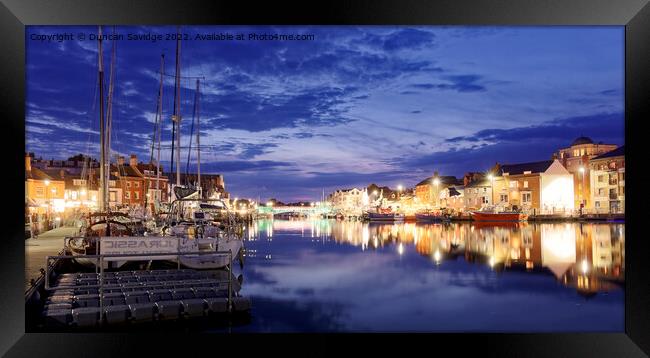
27, 261, 251, 330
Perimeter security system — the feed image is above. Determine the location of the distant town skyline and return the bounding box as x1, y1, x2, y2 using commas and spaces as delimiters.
26, 26, 624, 202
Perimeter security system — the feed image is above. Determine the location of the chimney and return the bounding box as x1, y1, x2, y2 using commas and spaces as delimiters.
25, 154, 31, 172
129, 154, 137, 167
118, 156, 125, 165
59, 169, 65, 179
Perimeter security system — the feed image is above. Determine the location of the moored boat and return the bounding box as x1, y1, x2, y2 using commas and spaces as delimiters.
415, 212, 447, 223
470, 210, 528, 222
367, 212, 405, 222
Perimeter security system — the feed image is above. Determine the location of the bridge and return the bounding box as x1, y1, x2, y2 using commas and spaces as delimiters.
256, 205, 332, 216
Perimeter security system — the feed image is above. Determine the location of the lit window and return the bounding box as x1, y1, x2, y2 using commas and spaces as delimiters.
522, 193, 532, 203
134, 192, 139, 200
523, 181, 528, 188
125, 191, 130, 199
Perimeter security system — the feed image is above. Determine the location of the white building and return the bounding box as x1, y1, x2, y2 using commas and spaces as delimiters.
328, 188, 369, 216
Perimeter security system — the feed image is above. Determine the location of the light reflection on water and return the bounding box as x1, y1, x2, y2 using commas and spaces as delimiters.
235, 219, 624, 332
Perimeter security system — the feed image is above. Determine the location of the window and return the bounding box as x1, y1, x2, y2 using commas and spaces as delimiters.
574, 149, 579, 156
509, 181, 517, 188
620, 172, 625, 181
71, 191, 77, 200
595, 201, 600, 208
73, 179, 86, 186
135, 182, 140, 188
109, 191, 116, 202
481, 197, 488, 204
580, 148, 585, 156
598, 175, 604, 183
126, 181, 131, 188
134, 192, 140, 200
125, 191, 130, 199
483, 188, 487, 193
36, 187, 44, 196
500, 194, 508, 202
621, 186, 625, 195
598, 188, 605, 196
522, 192, 532, 203
523, 181, 528, 188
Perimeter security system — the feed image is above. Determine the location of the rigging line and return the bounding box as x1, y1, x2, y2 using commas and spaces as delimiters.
186, 81, 198, 177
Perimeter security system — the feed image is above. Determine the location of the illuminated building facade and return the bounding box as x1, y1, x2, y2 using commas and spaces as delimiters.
553, 137, 617, 210
589, 146, 625, 214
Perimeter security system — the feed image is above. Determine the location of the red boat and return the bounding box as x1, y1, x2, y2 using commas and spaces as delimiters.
470, 211, 528, 222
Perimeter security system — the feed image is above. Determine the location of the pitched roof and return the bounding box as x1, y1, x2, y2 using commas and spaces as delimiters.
592, 145, 624, 160
26, 167, 51, 181
415, 175, 460, 187
498, 160, 554, 176
465, 180, 491, 188
112, 164, 143, 178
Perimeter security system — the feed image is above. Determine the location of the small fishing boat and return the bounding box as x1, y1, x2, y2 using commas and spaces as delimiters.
415, 212, 448, 223
367, 211, 405, 222
470, 208, 527, 222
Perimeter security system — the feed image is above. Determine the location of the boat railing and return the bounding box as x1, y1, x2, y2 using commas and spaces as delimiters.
43, 249, 235, 322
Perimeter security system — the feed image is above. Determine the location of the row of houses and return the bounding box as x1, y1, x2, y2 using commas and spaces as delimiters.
327, 137, 625, 215
25, 153, 229, 216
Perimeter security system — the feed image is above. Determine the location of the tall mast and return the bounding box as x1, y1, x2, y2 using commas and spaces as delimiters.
98, 26, 107, 212
156, 54, 164, 195
105, 27, 116, 212
172, 26, 182, 187
196, 79, 201, 195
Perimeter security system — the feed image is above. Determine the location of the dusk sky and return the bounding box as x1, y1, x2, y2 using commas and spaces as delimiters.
26, 26, 624, 202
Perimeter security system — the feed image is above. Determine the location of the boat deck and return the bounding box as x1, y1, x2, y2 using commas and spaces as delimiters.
34, 269, 250, 329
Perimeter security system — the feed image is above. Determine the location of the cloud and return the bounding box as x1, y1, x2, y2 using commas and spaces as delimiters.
409, 75, 486, 93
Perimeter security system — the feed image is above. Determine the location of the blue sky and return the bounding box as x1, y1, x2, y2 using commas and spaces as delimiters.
25, 26, 624, 202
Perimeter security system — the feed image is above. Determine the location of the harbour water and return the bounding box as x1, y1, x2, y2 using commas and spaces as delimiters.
223, 219, 624, 332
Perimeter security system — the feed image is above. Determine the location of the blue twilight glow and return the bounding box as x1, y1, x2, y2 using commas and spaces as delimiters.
26, 26, 624, 201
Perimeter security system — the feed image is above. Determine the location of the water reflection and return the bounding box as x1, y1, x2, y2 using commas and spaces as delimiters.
246, 219, 624, 297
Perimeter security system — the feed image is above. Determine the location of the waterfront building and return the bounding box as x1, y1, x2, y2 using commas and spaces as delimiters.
328, 187, 369, 215
439, 186, 465, 212
553, 137, 618, 210
111, 155, 146, 208
25, 154, 66, 214
63, 172, 99, 211
136, 162, 169, 206
588, 146, 625, 214
463, 179, 494, 210
494, 159, 575, 214
414, 172, 462, 208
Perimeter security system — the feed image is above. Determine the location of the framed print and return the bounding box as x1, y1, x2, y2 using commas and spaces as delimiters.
1, 0, 649, 356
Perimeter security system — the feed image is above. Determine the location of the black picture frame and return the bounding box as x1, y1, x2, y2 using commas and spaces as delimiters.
2, 0, 648, 356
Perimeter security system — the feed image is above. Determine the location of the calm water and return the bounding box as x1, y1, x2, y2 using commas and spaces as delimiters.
225, 219, 624, 332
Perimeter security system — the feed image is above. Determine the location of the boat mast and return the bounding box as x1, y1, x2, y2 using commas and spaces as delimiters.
172, 26, 182, 187
156, 54, 164, 196
196, 79, 201, 196
97, 26, 107, 213
105, 27, 116, 212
